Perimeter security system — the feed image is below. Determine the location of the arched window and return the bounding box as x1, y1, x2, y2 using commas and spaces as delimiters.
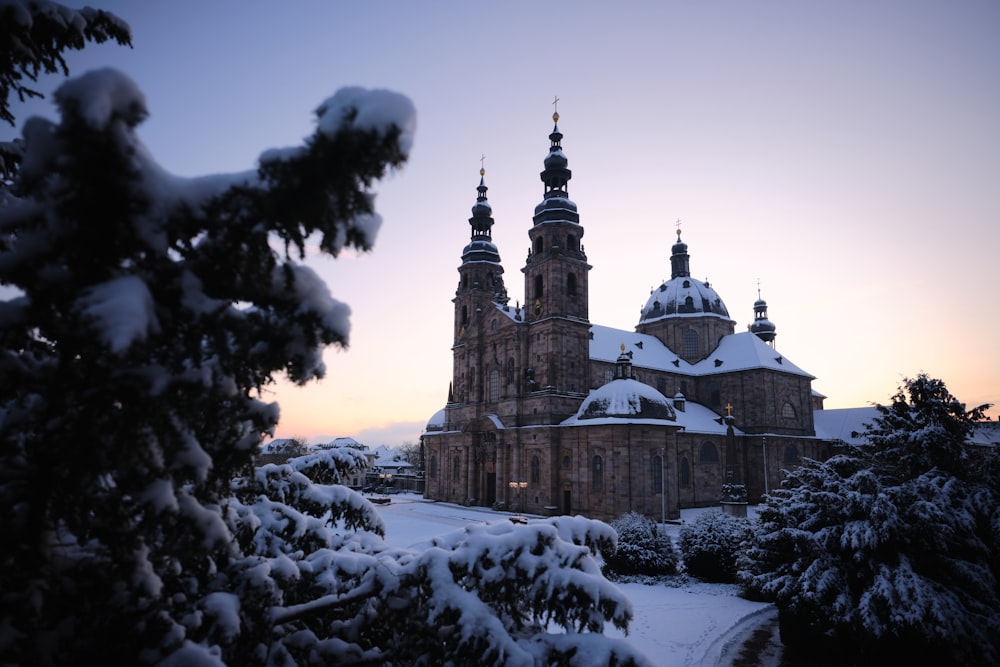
679, 457, 691, 486
488, 369, 500, 402
783, 443, 800, 464
429, 455, 438, 479
567, 272, 577, 296
531, 455, 540, 484
562, 454, 571, 469
461, 305, 468, 326
534, 275, 544, 299
534, 236, 544, 254
699, 442, 719, 463
781, 402, 796, 419
651, 454, 663, 493
592, 455, 603, 490
683, 328, 699, 358
707, 380, 721, 407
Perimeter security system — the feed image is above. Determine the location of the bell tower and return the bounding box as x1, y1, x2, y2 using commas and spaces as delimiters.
520, 104, 592, 413
523, 104, 590, 323
452, 166, 508, 405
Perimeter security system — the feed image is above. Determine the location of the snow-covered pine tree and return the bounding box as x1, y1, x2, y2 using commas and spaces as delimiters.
0, 0, 131, 181
0, 5, 652, 664
739, 374, 999, 666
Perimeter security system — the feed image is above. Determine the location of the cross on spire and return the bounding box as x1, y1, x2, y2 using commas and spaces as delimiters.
480, 153, 486, 175
675, 218, 683, 238
726, 403, 733, 417
552, 95, 560, 122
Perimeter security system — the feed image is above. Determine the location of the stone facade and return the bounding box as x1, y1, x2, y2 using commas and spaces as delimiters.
421, 114, 835, 522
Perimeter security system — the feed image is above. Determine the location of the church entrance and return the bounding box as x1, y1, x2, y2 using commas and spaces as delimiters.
486, 472, 496, 505
563, 489, 571, 515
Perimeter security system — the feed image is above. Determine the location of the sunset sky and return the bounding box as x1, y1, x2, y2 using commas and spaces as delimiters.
8, 1, 999, 446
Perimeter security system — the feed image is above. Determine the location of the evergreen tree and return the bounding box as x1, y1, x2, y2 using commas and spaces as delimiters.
740, 374, 998, 666
0, 0, 131, 181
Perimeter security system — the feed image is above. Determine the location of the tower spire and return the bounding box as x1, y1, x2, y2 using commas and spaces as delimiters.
468, 161, 493, 240
750, 279, 777, 346
670, 223, 691, 278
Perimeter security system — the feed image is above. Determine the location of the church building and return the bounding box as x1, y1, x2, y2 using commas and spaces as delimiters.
420, 111, 836, 521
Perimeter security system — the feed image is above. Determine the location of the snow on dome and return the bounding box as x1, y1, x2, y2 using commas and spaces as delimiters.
53, 68, 147, 129
568, 378, 676, 422
425, 407, 446, 432
639, 275, 730, 323
314, 87, 417, 155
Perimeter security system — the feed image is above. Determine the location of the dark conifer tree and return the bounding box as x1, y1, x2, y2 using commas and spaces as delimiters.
740, 374, 998, 666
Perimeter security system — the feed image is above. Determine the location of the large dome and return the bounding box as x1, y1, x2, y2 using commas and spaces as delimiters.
573, 378, 676, 421
639, 276, 730, 323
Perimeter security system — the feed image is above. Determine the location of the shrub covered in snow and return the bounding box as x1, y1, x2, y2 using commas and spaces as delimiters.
605, 511, 678, 576
678, 509, 752, 583
740, 375, 1000, 666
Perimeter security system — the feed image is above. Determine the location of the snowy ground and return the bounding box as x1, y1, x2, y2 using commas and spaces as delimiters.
373, 494, 781, 667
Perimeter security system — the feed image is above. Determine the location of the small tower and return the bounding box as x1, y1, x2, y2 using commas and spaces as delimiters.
518, 103, 592, 412
523, 104, 590, 323
451, 166, 507, 403
749, 282, 777, 347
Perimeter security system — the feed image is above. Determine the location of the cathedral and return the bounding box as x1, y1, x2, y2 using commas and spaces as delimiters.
420, 111, 837, 521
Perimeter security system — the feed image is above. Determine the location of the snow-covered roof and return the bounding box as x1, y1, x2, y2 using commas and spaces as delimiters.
674, 401, 743, 435
812, 407, 878, 445
689, 332, 814, 379
590, 324, 695, 373
971, 421, 1000, 446
639, 275, 730, 323
260, 438, 298, 453
567, 378, 677, 422
373, 457, 413, 469
425, 407, 446, 431
590, 325, 811, 379
562, 384, 738, 435
312, 436, 365, 450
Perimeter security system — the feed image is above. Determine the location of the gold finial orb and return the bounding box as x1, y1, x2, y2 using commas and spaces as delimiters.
480, 167, 485, 176
553, 111, 559, 123
676, 228, 682, 238
620, 342, 626, 353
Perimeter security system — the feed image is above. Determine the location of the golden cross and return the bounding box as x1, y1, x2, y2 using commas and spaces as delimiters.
726, 403, 733, 416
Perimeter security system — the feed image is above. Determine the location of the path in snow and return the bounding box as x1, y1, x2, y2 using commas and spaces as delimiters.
374, 495, 780, 666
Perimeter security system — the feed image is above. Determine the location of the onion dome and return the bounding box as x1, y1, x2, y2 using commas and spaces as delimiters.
533, 107, 579, 225
750, 289, 777, 343
461, 167, 502, 266
639, 229, 730, 323
573, 344, 676, 421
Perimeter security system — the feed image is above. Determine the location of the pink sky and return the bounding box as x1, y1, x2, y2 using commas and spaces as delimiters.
8, 1, 999, 446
